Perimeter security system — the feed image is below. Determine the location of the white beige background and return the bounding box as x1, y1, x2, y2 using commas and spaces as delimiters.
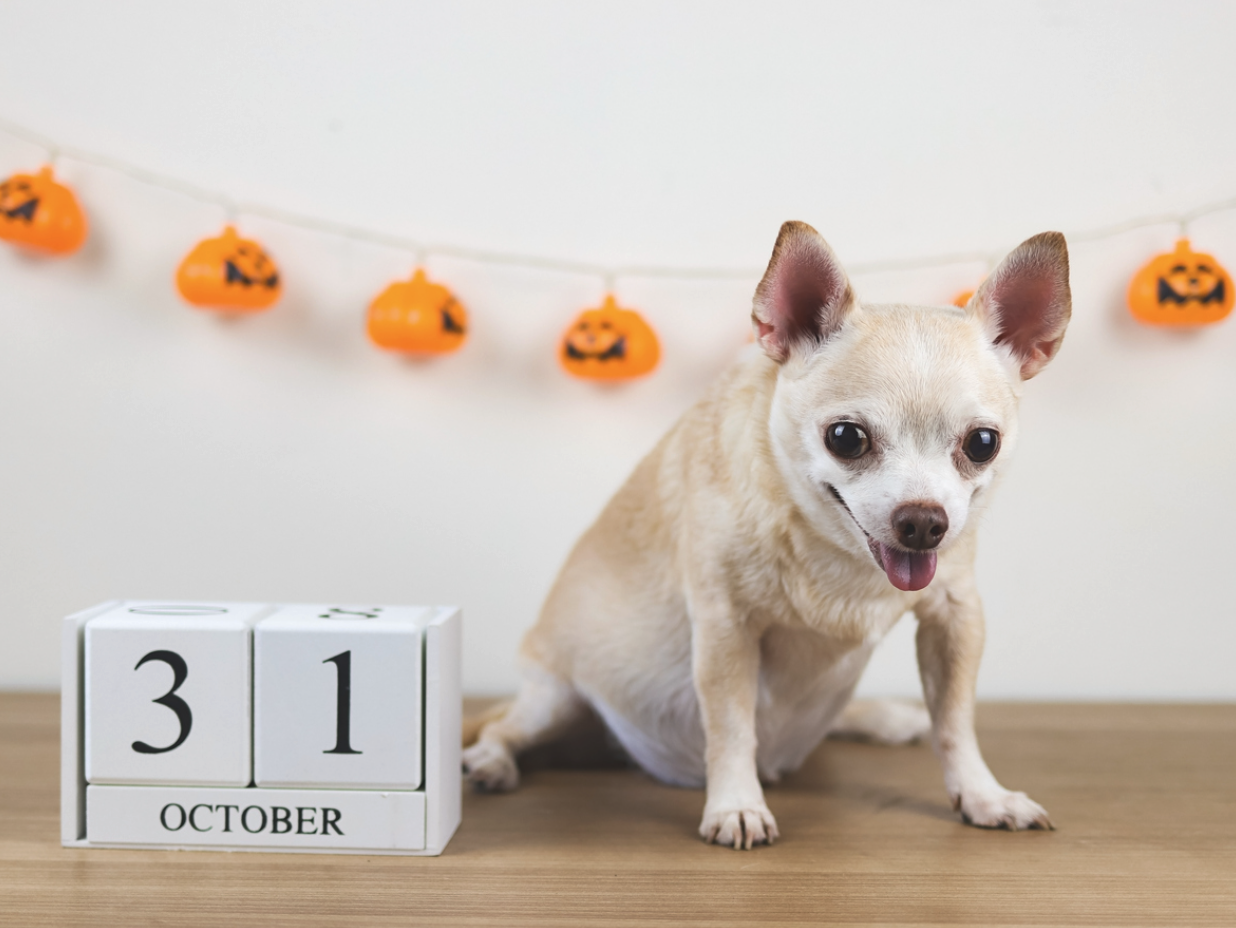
1, 1, 1233, 697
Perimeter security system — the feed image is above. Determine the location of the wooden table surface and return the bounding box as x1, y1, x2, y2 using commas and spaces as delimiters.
2, 693, 1234, 926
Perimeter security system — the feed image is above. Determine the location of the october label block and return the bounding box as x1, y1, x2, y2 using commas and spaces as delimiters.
86, 785, 426, 851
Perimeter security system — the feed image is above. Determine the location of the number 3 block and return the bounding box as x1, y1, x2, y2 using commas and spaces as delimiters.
254, 605, 428, 789
84, 602, 270, 786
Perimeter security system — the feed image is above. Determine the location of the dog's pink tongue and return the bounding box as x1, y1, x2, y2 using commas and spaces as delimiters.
877, 543, 937, 591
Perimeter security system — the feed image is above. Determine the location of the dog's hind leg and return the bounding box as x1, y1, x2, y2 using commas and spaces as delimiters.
462, 668, 589, 792
828, 698, 932, 745
463, 699, 512, 748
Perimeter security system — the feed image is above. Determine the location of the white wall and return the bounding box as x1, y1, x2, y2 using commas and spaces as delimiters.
1, 1, 1233, 698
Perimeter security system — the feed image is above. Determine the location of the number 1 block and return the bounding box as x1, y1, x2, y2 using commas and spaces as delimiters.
254, 605, 429, 790
84, 602, 270, 787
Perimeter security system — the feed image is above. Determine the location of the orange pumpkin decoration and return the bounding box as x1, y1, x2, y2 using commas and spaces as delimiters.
952, 288, 976, 308
367, 269, 468, 355
560, 295, 660, 381
1128, 238, 1233, 327
0, 165, 88, 255
176, 226, 281, 312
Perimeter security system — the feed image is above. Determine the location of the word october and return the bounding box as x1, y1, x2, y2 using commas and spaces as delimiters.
157, 801, 344, 837
62, 601, 462, 856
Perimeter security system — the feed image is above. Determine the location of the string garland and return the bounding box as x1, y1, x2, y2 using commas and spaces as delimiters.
1, 114, 1233, 377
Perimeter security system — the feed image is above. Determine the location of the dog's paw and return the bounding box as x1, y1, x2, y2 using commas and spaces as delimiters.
830, 699, 933, 745
699, 804, 780, 850
867, 701, 933, 744
462, 740, 520, 792
953, 787, 1053, 831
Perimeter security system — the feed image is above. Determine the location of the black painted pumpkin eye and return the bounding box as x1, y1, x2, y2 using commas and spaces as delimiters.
964, 428, 1000, 463
824, 422, 870, 459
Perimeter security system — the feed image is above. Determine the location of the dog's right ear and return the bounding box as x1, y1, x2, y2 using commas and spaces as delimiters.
752, 221, 855, 363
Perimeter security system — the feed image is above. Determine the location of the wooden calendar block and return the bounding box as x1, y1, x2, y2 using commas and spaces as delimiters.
62, 601, 462, 855
84, 601, 271, 787
254, 604, 428, 790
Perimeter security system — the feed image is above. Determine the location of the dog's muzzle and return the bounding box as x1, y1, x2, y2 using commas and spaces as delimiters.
827, 485, 939, 592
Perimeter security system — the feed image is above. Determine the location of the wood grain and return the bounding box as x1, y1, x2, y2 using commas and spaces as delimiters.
2, 693, 1234, 926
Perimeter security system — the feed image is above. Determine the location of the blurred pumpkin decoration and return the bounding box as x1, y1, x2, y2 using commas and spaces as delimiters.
0, 165, 88, 255
952, 288, 976, 308
1128, 238, 1233, 327
367, 268, 468, 355
176, 225, 281, 312
560, 295, 660, 381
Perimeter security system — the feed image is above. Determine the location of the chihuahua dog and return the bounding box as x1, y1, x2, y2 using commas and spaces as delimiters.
464, 221, 1068, 848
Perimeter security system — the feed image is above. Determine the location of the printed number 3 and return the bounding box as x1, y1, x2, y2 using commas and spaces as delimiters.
131, 650, 193, 754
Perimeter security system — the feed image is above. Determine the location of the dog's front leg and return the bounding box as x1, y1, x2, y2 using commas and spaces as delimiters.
691, 604, 779, 849
915, 585, 1053, 830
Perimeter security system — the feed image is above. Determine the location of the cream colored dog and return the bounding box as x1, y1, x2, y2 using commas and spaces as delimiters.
464, 221, 1069, 848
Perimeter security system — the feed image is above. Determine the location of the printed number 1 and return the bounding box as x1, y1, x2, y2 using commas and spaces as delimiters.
323, 650, 362, 755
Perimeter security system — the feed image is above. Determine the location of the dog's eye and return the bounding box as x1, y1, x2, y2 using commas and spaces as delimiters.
964, 428, 1000, 464
824, 422, 870, 459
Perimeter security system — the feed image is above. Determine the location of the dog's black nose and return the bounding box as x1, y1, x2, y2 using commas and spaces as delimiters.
892, 503, 949, 550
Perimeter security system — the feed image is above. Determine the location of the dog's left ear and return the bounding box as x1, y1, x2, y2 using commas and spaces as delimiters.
752, 221, 855, 363
968, 232, 1071, 380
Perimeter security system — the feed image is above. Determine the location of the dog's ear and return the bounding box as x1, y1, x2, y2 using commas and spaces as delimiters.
752, 221, 854, 363
968, 232, 1071, 380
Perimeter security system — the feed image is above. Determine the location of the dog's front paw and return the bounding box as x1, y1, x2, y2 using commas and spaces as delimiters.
954, 787, 1053, 831
462, 739, 520, 792
699, 803, 780, 850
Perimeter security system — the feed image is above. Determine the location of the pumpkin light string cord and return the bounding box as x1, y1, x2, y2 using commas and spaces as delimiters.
3, 114, 1236, 288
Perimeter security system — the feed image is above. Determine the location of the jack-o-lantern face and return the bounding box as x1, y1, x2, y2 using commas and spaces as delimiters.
176, 226, 281, 312
0, 166, 88, 255
0, 177, 37, 221
367, 269, 468, 354
560, 296, 660, 380
1128, 239, 1233, 327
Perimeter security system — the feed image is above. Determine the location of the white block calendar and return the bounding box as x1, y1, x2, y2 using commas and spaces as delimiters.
63, 601, 461, 856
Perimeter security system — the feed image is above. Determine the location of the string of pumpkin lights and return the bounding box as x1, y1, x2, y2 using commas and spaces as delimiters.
1, 115, 1233, 379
